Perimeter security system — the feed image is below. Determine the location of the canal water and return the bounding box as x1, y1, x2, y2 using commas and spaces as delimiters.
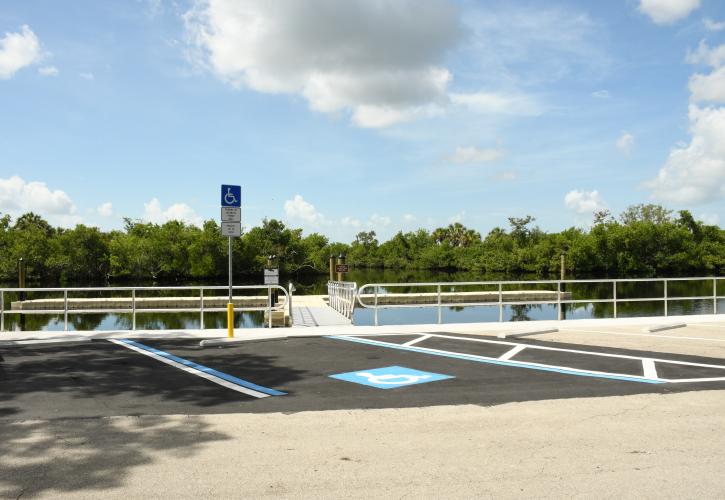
1, 271, 723, 331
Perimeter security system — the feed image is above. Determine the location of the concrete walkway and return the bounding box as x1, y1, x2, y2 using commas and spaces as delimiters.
290, 295, 351, 327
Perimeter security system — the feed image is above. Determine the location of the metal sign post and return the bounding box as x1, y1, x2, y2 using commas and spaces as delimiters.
221, 184, 242, 338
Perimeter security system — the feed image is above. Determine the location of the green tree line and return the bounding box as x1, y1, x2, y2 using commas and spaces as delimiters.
0, 204, 723, 283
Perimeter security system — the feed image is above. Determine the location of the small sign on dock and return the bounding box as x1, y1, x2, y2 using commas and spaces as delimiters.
264, 268, 279, 285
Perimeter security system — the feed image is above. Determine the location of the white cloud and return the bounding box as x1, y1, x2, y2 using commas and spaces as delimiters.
283, 194, 325, 224
686, 41, 725, 68
650, 40, 725, 204
704, 19, 725, 32
689, 67, 725, 103
184, 0, 462, 128
449, 210, 465, 224
616, 132, 635, 154
450, 92, 543, 117
648, 105, 725, 204
341, 216, 361, 228
403, 214, 417, 223
564, 190, 607, 214
0, 25, 42, 79
0, 175, 76, 215
79, 72, 95, 80
591, 90, 610, 99
97, 202, 113, 217
638, 0, 700, 25
143, 198, 203, 226
451, 146, 505, 165
698, 213, 720, 225
0, 176, 81, 227
687, 42, 725, 103
38, 65, 58, 77
368, 214, 391, 228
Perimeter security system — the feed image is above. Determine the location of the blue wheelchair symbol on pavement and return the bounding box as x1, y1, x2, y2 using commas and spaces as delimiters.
221, 185, 241, 207
330, 366, 453, 389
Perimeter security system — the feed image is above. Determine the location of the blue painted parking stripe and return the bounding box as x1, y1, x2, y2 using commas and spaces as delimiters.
328, 336, 664, 385
116, 339, 286, 396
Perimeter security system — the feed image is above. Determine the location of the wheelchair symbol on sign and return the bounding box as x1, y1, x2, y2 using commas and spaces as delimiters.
356, 372, 431, 386
224, 188, 238, 205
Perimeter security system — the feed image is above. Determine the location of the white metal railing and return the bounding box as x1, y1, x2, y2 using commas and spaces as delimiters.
328, 281, 357, 320
0, 285, 290, 332
357, 277, 725, 326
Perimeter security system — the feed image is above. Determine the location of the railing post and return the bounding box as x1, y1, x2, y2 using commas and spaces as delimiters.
498, 283, 503, 322
557, 281, 562, 321
613, 281, 617, 319
374, 286, 379, 327
289, 282, 294, 327
351, 284, 357, 324
268, 286, 272, 328
1, 290, 4, 332
664, 279, 668, 317
714, 278, 718, 315
200, 288, 204, 330
437, 284, 442, 325
132, 289, 136, 331
64, 289, 68, 331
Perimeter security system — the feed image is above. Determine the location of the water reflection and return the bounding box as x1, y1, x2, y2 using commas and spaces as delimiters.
1, 311, 266, 332
1, 275, 723, 331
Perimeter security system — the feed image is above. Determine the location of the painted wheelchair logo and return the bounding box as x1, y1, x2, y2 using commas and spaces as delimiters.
355, 372, 431, 385
330, 366, 454, 390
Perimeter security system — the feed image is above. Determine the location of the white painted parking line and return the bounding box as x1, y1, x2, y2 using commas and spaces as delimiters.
109, 339, 285, 398
331, 333, 725, 384
642, 359, 658, 379
499, 344, 527, 361
425, 333, 725, 368
402, 334, 432, 347
330, 335, 664, 384
668, 377, 725, 383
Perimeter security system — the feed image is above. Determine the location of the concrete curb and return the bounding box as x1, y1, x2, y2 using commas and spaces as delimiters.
200, 336, 289, 347
0, 336, 93, 347
497, 328, 559, 339
645, 323, 687, 333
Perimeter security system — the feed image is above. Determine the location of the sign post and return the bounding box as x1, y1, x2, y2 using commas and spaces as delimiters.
221, 185, 242, 338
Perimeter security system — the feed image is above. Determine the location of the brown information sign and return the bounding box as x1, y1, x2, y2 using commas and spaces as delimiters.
335, 264, 349, 273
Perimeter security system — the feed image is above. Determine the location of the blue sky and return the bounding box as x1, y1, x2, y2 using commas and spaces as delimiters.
1, 0, 724, 241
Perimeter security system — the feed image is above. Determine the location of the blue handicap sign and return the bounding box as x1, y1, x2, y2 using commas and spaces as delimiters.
330, 366, 453, 390
221, 185, 241, 207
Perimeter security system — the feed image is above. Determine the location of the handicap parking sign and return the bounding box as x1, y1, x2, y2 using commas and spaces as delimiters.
330, 366, 453, 390
221, 185, 241, 207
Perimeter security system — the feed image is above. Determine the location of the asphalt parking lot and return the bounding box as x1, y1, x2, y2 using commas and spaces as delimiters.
3, 332, 725, 420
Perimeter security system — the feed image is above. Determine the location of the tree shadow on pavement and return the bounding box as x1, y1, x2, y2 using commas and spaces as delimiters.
0, 341, 307, 419
0, 414, 230, 498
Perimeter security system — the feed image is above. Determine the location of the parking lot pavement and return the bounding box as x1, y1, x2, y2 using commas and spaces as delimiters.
523, 323, 725, 358
3, 333, 725, 420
